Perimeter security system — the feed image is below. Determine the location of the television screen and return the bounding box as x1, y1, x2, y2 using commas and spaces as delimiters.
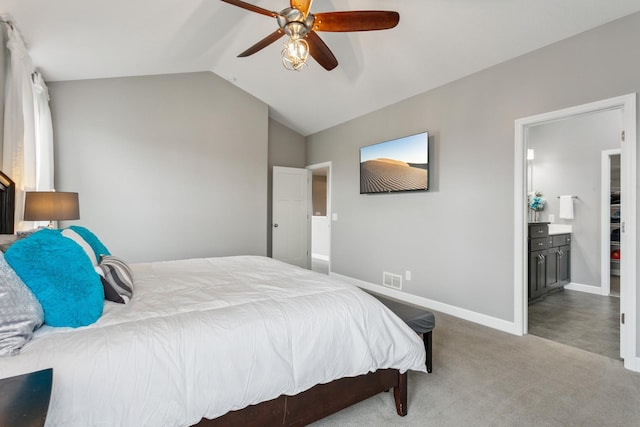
360, 131, 429, 194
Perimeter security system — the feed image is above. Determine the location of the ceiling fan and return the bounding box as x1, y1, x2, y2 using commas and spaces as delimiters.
220, 0, 400, 71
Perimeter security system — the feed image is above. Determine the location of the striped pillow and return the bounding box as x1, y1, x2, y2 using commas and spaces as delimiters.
96, 256, 133, 304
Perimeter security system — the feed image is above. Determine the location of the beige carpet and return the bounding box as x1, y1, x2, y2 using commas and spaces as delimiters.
312, 311, 640, 426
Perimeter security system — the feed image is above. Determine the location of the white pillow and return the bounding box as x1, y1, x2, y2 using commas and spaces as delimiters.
61, 228, 98, 265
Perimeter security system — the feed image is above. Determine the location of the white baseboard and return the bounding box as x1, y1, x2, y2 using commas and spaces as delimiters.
624, 356, 640, 372
330, 272, 520, 336
312, 254, 329, 261
564, 282, 606, 296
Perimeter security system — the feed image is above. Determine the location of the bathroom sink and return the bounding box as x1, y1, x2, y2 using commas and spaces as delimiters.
548, 224, 572, 235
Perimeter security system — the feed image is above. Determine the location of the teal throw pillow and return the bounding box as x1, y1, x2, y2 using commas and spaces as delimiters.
5, 228, 104, 327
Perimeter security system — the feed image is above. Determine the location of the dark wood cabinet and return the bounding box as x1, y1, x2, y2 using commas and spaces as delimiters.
528, 223, 571, 302
553, 233, 571, 285
529, 248, 547, 300
557, 244, 571, 283
546, 246, 559, 289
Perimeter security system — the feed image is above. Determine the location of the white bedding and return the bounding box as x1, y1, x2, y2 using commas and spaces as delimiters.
0, 256, 426, 427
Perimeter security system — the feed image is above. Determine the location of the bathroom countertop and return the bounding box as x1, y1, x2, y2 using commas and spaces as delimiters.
548, 224, 572, 235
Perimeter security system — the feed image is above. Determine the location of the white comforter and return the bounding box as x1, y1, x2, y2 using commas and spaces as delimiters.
0, 256, 426, 427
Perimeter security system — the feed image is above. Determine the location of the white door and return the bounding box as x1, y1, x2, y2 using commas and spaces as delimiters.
272, 166, 310, 268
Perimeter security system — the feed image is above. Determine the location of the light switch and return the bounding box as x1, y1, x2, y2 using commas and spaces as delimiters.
332, 213, 338, 221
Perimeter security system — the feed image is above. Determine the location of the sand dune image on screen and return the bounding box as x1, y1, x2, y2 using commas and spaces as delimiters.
360, 158, 428, 193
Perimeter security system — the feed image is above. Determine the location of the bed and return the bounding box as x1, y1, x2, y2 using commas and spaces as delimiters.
1, 245, 426, 425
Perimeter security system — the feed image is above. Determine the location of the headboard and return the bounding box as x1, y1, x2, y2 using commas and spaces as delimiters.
0, 170, 15, 234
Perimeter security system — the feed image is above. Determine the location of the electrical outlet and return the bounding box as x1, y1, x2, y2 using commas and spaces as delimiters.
405, 270, 411, 281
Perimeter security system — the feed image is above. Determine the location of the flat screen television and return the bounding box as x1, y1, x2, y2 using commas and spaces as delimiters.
359, 131, 429, 194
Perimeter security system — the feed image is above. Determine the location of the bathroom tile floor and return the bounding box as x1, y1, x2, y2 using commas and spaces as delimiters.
528, 288, 620, 360
610, 275, 620, 297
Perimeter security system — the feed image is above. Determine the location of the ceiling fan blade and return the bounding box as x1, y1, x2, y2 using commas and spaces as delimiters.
313, 11, 400, 32
220, 0, 279, 18
291, 0, 313, 16
305, 32, 338, 71
238, 29, 285, 57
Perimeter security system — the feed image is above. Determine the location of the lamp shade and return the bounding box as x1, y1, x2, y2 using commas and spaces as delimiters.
24, 192, 80, 221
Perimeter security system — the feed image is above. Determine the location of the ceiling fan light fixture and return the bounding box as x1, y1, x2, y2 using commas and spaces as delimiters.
221, 0, 400, 72
282, 37, 309, 71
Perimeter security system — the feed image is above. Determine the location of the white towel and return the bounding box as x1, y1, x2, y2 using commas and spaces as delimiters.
559, 195, 574, 219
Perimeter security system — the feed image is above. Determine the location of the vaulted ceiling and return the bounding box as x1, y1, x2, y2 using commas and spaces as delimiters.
3, 1, 640, 135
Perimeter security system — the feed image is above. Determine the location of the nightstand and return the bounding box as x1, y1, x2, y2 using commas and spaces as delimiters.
0, 368, 52, 427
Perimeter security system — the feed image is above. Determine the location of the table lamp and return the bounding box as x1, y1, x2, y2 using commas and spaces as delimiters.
23, 191, 79, 228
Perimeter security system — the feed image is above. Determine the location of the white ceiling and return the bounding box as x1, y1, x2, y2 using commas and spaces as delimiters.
3, 1, 640, 136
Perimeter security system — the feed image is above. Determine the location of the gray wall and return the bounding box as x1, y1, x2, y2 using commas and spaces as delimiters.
267, 118, 305, 257
528, 110, 621, 288
307, 13, 640, 326
50, 72, 269, 262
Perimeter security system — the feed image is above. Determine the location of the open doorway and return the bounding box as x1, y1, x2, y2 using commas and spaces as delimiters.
514, 94, 637, 370
307, 162, 331, 275
525, 111, 622, 360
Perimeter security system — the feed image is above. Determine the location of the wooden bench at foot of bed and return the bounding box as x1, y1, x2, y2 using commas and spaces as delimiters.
369, 294, 436, 373
197, 369, 407, 426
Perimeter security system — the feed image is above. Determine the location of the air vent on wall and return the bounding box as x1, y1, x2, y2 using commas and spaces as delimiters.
382, 272, 402, 290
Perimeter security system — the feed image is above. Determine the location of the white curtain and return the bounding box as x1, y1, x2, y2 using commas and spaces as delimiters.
2, 22, 54, 231
32, 72, 54, 191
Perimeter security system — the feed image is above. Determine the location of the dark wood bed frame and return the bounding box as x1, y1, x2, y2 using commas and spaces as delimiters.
0, 171, 15, 234
197, 369, 407, 426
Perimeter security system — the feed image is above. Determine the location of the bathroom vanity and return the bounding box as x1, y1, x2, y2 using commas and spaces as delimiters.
528, 222, 571, 301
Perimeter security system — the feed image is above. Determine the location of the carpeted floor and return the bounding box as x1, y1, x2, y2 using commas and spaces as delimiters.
311, 311, 640, 426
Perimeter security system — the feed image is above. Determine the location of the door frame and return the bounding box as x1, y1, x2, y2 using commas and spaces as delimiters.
513, 93, 637, 369
601, 149, 621, 297
307, 161, 332, 273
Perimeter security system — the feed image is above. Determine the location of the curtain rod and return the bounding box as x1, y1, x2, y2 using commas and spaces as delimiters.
557, 196, 579, 199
